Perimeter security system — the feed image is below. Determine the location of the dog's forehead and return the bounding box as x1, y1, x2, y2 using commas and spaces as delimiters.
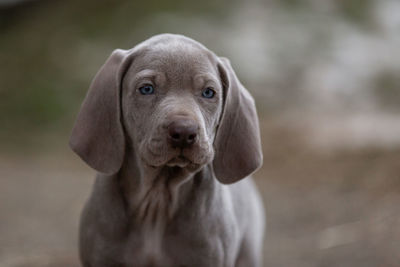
133, 35, 218, 75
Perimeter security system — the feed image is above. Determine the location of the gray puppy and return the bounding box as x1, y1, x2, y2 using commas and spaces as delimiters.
70, 34, 264, 267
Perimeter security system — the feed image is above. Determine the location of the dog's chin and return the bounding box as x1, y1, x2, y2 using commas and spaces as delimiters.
145, 154, 207, 172
166, 156, 191, 168
143, 144, 213, 171
166, 155, 207, 172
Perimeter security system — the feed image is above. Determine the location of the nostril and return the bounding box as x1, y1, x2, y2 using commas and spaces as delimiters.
188, 134, 196, 141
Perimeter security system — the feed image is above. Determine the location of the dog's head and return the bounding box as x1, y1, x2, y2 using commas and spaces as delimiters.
70, 34, 262, 184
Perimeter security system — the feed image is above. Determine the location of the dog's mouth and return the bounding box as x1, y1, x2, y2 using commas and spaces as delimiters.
146, 153, 203, 173
166, 155, 191, 168
144, 139, 212, 170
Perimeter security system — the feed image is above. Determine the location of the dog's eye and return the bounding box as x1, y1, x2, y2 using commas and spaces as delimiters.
202, 87, 215, 99
139, 85, 154, 95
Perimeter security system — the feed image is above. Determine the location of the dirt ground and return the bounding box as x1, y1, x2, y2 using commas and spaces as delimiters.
1, 120, 399, 267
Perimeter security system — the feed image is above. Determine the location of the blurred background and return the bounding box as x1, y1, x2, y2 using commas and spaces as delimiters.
1, 0, 399, 266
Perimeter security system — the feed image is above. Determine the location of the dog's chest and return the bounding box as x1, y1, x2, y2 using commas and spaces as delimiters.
124, 219, 228, 267
122, 193, 237, 267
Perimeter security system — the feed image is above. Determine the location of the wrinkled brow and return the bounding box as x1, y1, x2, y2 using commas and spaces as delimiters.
130, 69, 166, 86
192, 74, 221, 90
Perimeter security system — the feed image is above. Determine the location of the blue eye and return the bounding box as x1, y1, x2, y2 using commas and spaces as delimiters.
202, 87, 215, 99
139, 85, 154, 95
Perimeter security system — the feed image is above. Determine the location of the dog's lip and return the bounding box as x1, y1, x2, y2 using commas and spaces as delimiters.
166, 155, 191, 168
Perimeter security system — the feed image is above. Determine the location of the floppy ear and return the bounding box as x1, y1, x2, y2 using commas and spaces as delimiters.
69, 49, 132, 175
213, 57, 263, 184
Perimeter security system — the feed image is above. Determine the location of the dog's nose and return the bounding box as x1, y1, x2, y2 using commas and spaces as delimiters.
168, 119, 198, 148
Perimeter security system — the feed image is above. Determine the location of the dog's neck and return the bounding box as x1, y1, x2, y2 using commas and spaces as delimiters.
118, 149, 216, 261
118, 148, 215, 226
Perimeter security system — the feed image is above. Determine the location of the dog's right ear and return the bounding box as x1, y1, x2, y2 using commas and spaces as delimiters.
69, 49, 132, 175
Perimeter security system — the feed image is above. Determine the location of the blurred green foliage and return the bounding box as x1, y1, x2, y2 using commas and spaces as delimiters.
280, 0, 372, 24
336, 0, 372, 24
374, 71, 400, 112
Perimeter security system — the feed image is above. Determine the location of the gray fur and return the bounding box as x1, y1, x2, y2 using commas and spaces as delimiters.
70, 34, 265, 267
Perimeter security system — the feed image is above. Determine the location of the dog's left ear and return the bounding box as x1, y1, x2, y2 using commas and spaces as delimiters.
213, 57, 263, 184
69, 49, 132, 175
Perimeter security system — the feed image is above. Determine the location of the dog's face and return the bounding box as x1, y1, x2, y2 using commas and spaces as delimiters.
121, 42, 223, 171
70, 34, 262, 184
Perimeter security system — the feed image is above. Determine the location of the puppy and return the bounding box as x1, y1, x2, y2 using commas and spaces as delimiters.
70, 34, 264, 267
